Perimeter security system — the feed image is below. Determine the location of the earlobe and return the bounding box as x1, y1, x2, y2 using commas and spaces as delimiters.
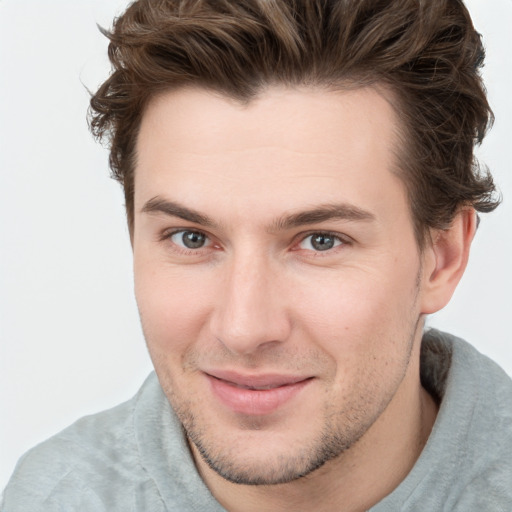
420, 209, 477, 314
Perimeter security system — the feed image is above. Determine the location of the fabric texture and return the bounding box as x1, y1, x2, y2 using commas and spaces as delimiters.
2, 331, 511, 511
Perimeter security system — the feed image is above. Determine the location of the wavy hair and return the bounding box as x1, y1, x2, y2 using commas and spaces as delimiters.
89, 0, 500, 243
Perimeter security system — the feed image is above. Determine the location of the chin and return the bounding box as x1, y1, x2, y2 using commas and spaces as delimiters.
190, 432, 340, 485
179, 400, 375, 486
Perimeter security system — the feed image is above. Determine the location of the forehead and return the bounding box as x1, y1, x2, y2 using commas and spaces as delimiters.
137, 85, 399, 158
134, 86, 407, 226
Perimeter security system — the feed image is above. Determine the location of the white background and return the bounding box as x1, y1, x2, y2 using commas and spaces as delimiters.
1, 0, 511, 490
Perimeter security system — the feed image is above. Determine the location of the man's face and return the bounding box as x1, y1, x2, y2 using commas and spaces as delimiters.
133, 86, 429, 484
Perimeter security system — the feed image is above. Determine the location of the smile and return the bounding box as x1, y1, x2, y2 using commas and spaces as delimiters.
225, 382, 286, 390
204, 371, 313, 416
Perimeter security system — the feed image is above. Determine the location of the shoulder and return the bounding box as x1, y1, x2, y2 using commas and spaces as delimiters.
1, 373, 166, 512
431, 332, 512, 508
374, 331, 512, 511
447, 333, 512, 509
422, 329, 512, 418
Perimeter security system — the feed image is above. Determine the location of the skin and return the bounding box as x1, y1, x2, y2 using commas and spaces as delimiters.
132, 86, 475, 511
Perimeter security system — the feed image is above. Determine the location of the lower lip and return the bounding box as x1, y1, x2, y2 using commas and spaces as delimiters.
207, 375, 312, 415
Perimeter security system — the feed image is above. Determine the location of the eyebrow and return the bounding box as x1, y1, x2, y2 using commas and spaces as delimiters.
141, 197, 217, 227
269, 203, 376, 232
141, 197, 375, 231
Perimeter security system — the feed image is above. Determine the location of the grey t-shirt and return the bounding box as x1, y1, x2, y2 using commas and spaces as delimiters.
2, 331, 512, 511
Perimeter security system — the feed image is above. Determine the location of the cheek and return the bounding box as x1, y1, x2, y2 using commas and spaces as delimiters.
134, 260, 214, 356
292, 272, 419, 409
291, 260, 420, 357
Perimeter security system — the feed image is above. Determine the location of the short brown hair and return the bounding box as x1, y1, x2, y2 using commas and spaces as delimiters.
89, 0, 500, 243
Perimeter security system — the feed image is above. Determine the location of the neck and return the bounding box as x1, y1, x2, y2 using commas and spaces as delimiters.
192, 343, 438, 512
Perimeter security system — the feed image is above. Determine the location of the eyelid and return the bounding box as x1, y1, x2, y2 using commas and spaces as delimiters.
159, 227, 209, 242
159, 227, 218, 256
158, 227, 351, 254
297, 230, 352, 244
293, 230, 352, 253
172, 229, 210, 248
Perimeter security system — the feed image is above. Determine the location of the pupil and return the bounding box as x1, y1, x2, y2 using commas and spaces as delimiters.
182, 231, 205, 249
312, 234, 334, 251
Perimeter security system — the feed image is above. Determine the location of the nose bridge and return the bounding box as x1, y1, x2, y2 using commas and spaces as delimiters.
212, 247, 288, 355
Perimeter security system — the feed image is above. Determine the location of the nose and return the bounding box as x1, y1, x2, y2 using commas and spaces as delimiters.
209, 252, 291, 356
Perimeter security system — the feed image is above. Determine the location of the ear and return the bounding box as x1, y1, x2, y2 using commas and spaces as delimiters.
420, 209, 477, 314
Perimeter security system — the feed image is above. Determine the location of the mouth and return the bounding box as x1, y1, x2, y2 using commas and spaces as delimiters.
204, 370, 313, 415
219, 381, 290, 391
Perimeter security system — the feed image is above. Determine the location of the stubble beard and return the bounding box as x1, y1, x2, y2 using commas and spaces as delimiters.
185, 410, 373, 485
149, 278, 422, 486
165, 338, 416, 487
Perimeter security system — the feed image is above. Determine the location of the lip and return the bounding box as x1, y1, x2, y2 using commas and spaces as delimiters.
204, 370, 313, 415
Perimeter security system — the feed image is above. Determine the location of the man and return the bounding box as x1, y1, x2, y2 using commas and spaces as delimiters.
2, 0, 511, 510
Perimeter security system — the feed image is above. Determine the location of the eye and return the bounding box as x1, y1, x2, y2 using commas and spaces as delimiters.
170, 230, 210, 249
299, 232, 344, 252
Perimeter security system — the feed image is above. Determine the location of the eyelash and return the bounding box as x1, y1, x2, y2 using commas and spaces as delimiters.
296, 231, 349, 254
160, 229, 350, 256
160, 229, 215, 256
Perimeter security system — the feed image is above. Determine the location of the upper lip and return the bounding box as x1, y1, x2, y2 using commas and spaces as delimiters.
204, 369, 312, 389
